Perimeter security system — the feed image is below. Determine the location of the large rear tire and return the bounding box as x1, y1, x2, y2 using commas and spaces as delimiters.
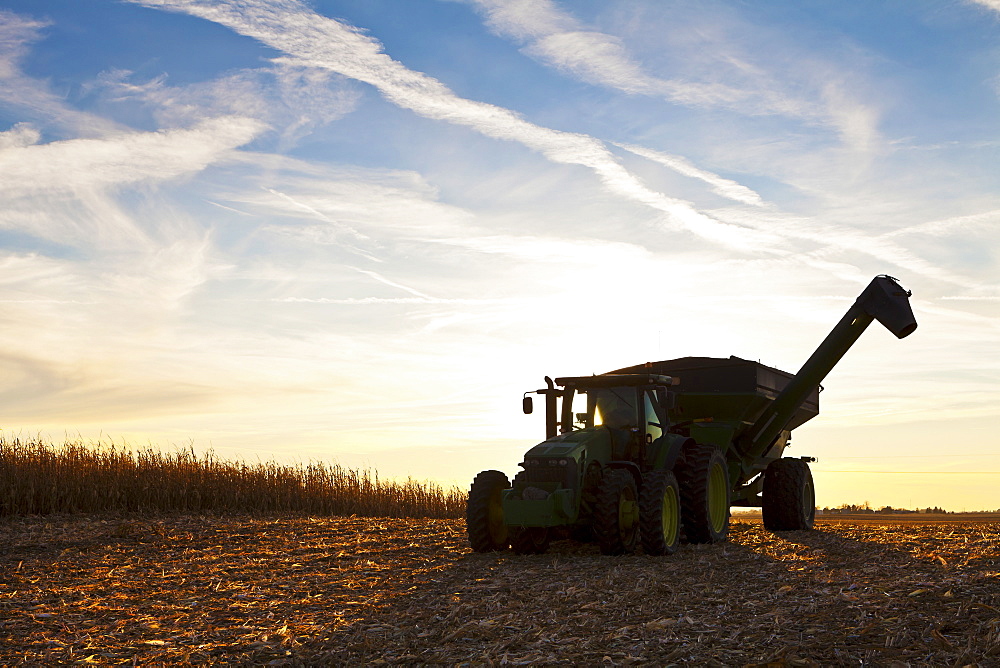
676, 445, 730, 544
594, 468, 640, 555
640, 470, 681, 556
466, 470, 510, 552
762, 458, 815, 531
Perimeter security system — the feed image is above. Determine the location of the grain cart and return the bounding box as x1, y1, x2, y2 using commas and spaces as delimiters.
467, 275, 917, 555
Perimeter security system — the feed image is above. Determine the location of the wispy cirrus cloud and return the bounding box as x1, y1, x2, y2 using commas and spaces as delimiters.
0, 116, 264, 251
461, 0, 880, 151
122, 0, 990, 291
0, 12, 122, 137
464, 0, 769, 107
0, 17, 274, 423
967, 0, 1000, 14
881, 209, 1000, 239
711, 207, 980, 289
95, 62, 360, 149
0, 116, 263, 195
126, 0, 777, 253
614, 142, 765, 207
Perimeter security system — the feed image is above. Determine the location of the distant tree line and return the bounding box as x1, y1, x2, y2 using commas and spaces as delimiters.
820, 503, 999, 514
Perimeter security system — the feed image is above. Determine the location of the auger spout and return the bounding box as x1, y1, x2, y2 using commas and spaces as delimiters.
740, 275, 917, 461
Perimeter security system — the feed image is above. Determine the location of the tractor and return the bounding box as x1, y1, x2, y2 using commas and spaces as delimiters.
467, 276, 917, 555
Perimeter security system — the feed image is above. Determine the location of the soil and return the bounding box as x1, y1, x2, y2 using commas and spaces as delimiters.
1, 515, 999, 665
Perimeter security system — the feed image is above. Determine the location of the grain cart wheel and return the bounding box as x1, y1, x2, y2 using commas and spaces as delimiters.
510, 527, 551, 555
639, 470, 681, 555
594, 468, 640, 555
762, 458, 815, 531
466, 470, 510, 552
676, 445, 730, 544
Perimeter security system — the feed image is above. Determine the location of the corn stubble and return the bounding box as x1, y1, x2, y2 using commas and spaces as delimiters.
0, 436, 463, 518
2, 516, 999, 665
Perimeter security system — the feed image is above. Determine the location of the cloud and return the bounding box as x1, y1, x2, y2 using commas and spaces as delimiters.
351, 268, 434, 299
614, 142, 765, 207
466, 0, 761, 106
967, 0, 1000, 14
95, 62, 361, 148
711, 207, 979, 288
126, 0, 778, 253
426, 233, 651, 265
0, 16, 275, 426
0, 121, 39, 148
881, 209, 1000, 239
206, 159, 481, 265
461, 0, 880, 150
272, 296, 498, 305
0, 116, 263, 195
0, 12, 122, 137
0, 116, 264, 254
120, 0, 988, 291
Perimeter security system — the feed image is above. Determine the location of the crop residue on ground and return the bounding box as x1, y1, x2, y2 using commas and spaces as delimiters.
1, 516, 999, 665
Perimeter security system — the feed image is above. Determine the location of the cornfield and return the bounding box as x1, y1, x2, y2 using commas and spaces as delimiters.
0, 436, 464, 518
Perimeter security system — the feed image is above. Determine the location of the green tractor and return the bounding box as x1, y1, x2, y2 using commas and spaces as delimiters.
467, 276, 917, 555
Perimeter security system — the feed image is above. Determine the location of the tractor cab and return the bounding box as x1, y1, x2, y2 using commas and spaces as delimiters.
524, 374, 676, 464
526, 373, 674, 431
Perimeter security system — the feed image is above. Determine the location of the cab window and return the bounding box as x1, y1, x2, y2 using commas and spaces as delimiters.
644, 390, 663, 442
591, 388, 637, 429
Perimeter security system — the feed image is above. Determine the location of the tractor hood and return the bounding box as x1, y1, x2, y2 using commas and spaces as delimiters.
523, 427, 609, 461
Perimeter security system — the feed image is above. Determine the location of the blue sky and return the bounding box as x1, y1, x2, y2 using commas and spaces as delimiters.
0, 0, 998, 510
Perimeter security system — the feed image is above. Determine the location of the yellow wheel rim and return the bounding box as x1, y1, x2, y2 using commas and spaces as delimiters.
708, 461, 728, 533
662, 485, 680, 544
488, 490, 507, 543
619, 488, 638, 532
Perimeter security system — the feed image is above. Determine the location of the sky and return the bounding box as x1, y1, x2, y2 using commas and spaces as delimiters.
0, 0, 998, 511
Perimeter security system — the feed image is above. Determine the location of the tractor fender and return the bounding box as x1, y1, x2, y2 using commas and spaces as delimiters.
649, 433, 694, 472
605, 461, 642, 489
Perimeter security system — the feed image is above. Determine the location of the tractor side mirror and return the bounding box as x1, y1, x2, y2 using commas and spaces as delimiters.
657, 388, 676, 410
522, 395, 533, 414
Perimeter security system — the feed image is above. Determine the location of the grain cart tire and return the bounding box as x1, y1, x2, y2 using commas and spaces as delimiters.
762, 458, 815, 531
467, 470, 510, 552
510, 527, 551, 554
594, 468, 640, 555
639, 469, 681, 555
676, 445, 730, 544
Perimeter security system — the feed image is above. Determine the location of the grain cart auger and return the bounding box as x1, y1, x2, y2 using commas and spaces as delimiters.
467, 275, 916, 555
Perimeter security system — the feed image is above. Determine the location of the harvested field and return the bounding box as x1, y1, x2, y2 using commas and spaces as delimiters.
2, 516, 999, 665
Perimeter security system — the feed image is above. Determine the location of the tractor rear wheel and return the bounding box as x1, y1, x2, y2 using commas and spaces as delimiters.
762, 458, 815, 531
676, 445, 730, 544
639, 469, 681, 555
466, 470, 510, 552
510, 527, 551, 554
594, 468, 640, 555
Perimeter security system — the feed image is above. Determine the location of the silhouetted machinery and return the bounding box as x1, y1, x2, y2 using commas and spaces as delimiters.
467, 276, 917, 555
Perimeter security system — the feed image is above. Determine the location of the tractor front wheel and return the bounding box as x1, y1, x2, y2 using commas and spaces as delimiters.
594, 468, 640, 555
762, 458, 815, 531
466, 470, 510, 551
676, 445, 730, 544
639, 469, 681, 555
